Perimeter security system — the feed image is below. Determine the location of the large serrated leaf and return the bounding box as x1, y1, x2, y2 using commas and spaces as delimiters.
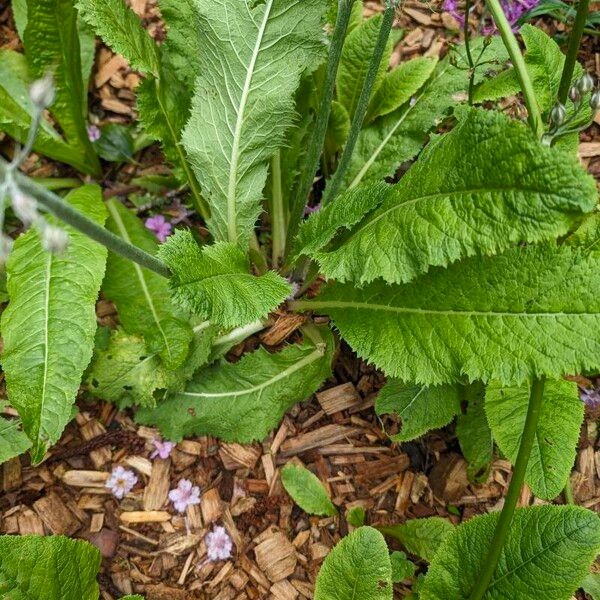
376, 381, 460, 442
297, 245, 600, 385
103, 200, 192, 369
315, 526, 392, 600
0, 535, 101, 600
281, 463, 338, 516
420, 506, 600, 600
485, 379, 583, 500
0, 402, 31, 465
303, 108, 596, 285
136, 327, 334, 442
1, 186, 108, 463
159, 230, 291, 329
181, 0, 327, 246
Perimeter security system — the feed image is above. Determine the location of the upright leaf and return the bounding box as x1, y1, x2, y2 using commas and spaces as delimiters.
420, 506, 600, 600
281, 463, 338, 516
159, 230, 291, 329
298, 245, 600, 385
24, 0, 99, 174
137, 327, 334, 442
2, 186, 108, 463
582, 573, 600, 600
302, 109, 597, 285
376, 381, 460, 442
315, 527, 393, 600
103, 200, 192, 369
0, 401, 32, 464
182, 0, 327, 246
0, 535, 101, 600
485, 379, 583, 499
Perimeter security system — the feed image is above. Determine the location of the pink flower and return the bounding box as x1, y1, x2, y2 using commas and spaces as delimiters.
151, 439, 175, 460
87, 124, 101, 142
145, 215, 173, 242
205, 526, 233, 561
106, 466, 138, 499
168, 479, 201, 513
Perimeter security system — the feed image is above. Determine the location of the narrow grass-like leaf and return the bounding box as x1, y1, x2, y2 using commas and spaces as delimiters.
1, 186, 108, 463
281, 463, 338, 516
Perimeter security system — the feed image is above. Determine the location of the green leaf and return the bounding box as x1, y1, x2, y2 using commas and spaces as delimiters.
181, 0, 327, 246
379, 517, 454, 562
76, 0, 160, 75
93, 123, 135, 162
159, 230, 291, 329
337, 13, 393, 119
281, 463, 338, 516
390, 551, 416, 583
367, 57, 438, 122
0, 50, 93, 173
302, 108, 597, 285
582, 573, 600, 599
24, 0, 99, 174
137, 326, 334, 442
1, 185, 108, 463
376, 381, 460, 442
315, 526, 392, 600
566, 211, 600, 255
346, 506, 366, 527
485, 378, 583, 500
104, 200, 192, 369
299, 245, 600, 385
325, 100, 351, 156
0, 401, 32, 464
0, 534, 101, 600
120, 596, 144, 600
420, 506, 600, 600
456, 382, 493, 483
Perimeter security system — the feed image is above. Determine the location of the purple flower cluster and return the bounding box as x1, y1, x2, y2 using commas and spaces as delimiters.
443, 0, 539, 32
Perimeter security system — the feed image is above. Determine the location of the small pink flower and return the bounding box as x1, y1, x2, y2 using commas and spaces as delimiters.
106, 466, 137, 499
304, 204, 321, 216
205, 526, 233, 561
168, 479, 201, 513
145, 215, 173, 242
87, 124, 101, 142
151, 439, 175, 460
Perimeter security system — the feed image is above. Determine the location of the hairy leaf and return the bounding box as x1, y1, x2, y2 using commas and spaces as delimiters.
376, 381, 460, 442
420, 506, 600, 600
314, 527, 392, 600
297, 245, 600, 385
0, 535, 101, 600
303, 108, 597, 285
456, 382, 493, 483
181, 0, 327, 246
0, 401, 31, 464
379, 517, 454, 562
485, 379, 583, 499
281, 463, 338, 516
24, 0, 99, 174
77, 0, 160, 75
137, 327, 334, 442
346, 506, 366, 527
104, 200, 192, 369
159, 230, 291, 329
2, 186, 107, 463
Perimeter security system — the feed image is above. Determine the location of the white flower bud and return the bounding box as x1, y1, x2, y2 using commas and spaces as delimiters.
550, 103, 566, 126
590, 90, 600, 113
0, 235, 13, 265
10, 187, 39, 225
41, 225, 69, 254
578, 73, 595, 94
569, 86, 581, 106
29, 73, 55, 109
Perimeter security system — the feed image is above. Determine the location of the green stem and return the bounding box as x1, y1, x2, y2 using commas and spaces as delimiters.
557, 0, 591, 104
485, 0, 544, 137
286, 0, 357, 250
464, 0, 475, 105
564, 478, 575, 504
1, 159, 170, 279
270, 151, 287, 266
323, 1, 397, 204
467, 377, 546, 600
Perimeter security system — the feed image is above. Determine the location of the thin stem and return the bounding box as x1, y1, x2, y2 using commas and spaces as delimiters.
286, 0, 357, 250
270, 151, 287, 266
464, 0, 475, 105
485, 0, 544, 137
468, 377, 546, 600
557, 0, 591, 105
323, 1, 397, 204
564, 478, 575, 504
0, 159, 171, 278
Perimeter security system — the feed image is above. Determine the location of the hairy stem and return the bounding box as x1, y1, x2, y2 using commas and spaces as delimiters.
485, 0, 544, 137
0, 159, 170, 278
564, 478, 575, 504
286, 0, 357, 250
557, 0, 591, 104
270, 151, 287, 266
323, 0, 397, 204
468, 377, 546, 600
464, 0, 475, 104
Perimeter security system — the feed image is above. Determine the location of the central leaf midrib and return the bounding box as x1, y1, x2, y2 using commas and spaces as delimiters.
39, 252, 53, 447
